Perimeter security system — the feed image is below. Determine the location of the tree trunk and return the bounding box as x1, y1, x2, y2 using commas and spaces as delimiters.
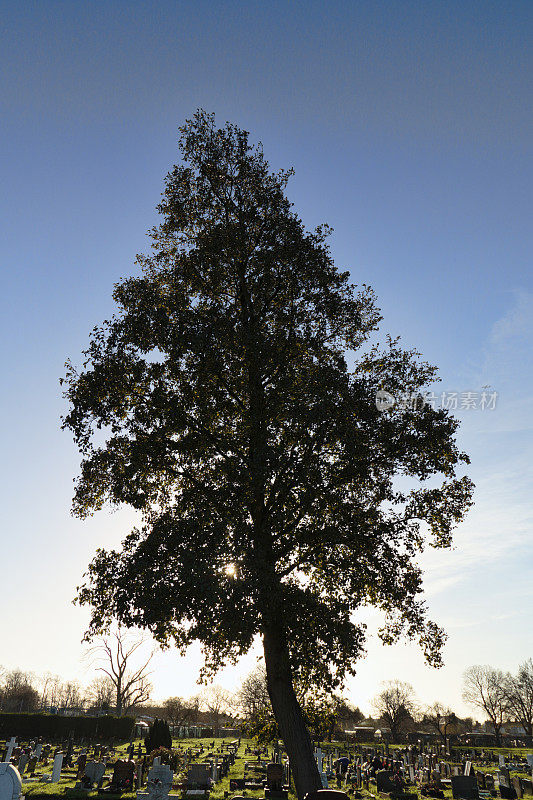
493, 723, 501, 746
263, 623, 322, 800
116, 678, 122, 716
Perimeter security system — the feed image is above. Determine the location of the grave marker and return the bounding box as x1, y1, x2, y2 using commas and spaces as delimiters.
0, 763, 21, 800
51, 752, 63, 783
451, 775, 479, 800
144, 764, 173, 800
3, 742, 16, 765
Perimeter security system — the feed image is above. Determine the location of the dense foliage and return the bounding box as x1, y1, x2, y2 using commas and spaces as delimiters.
145, 718, 172, 752
0, 713, 134, 740
63, 110, 473, 796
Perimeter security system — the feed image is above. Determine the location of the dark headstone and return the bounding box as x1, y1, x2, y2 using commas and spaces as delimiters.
513, 778, 523, 800
376, 771, 398, 794
499, 769, 516, 800
303, 792, 350, 800
267, 763, 284, 792
451, 775, 479, 800
106, 759, 135, 792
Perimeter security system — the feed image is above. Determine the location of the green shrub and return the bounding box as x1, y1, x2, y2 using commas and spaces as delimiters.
145, 719, 172, 752
0, 713, 134, 741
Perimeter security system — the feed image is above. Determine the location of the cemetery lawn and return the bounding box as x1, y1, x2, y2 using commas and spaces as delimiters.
19, 737, 533, 800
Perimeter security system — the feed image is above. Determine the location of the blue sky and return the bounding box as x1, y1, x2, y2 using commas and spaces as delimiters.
1, 0, 531, 716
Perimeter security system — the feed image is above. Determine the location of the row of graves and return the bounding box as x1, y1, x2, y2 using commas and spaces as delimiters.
305, 744, 533, 800
0, 736, 248, 800
230, 744, 290, 799
294, 747, 533, 800
0, 737, 131, 800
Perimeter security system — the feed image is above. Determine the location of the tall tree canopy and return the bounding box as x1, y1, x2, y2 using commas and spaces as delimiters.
62, 110, 473, 797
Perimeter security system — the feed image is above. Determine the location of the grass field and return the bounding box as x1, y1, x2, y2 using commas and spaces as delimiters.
18, 736, 533, 800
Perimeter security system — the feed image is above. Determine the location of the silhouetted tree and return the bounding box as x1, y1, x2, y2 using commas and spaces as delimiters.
373, 680, 417, 742
463, 665, 509, 745
65, 110, 473, 798
87, 628, 153, 715
503, 660, 533, 738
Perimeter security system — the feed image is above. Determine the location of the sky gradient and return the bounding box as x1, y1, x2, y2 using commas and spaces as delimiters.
1, 0, 532, 717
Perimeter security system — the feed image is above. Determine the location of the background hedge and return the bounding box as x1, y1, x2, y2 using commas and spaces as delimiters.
0, 713, 135, 741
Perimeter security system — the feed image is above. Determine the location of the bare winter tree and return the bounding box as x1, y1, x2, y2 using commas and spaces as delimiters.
162, 695, 201, 729
503, 660, 533, 738
39, 673, 61, 710
238, 666, 271, 720
202, 685, 237, 730
0, 670, 40, 713
57, 680, 85, 710
462, 665, 509, 745
423, 702, 458, 749
86, 675, 116, 711
372, 680, 417, 742
87, 628, 153, 715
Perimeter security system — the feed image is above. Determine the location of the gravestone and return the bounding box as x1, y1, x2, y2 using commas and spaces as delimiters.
376, 770, 397, 794
51, 752, 63, 783
499, 769, 515, 800
108, 760, 135, 792
85, 760, 106, 788
77, 754, 87, 777
451, 775, 479, 800
143, 764, 173, 800
16, 756, 27, 777
527, 756, 533, 770
65, 741, 74, 768
4, 741, 16, 765
485, 774, 495, 791
186, 763, 211, 789
0, 763, 21, 800
513, 777, 523, 799
266, 762, 287, 798
27, 757, 37, 776
34, 745, 42, 762
301, 792, 350, 800
521, 780, 533, 797
499, 769, 511, 789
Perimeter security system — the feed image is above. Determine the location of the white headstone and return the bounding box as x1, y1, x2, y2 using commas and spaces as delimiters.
152, 757, 161, 767
314, 749, 327, 789
146, 764, 173, 800
34, 745, 42, 761
499, 755, 506, 767
51, 752, 63, 783
0, 763, 21, 800
4, 741, 16, 765
85, 761, 106, 787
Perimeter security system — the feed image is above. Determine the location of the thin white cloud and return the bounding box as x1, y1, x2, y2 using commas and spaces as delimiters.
490, 289, 533, 345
